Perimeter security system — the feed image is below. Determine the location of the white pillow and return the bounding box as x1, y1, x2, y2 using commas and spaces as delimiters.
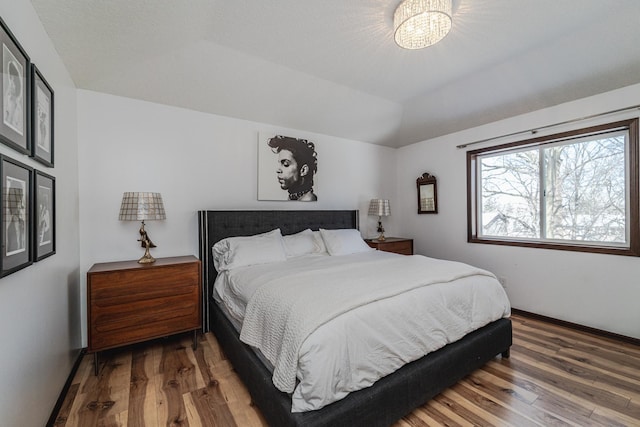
312, 230, 327, 254
319, 228, 373, 256
282, 229, 317, 258
212, 229, 286, 271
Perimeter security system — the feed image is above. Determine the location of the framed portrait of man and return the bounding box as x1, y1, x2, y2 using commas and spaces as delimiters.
0, 17, 30, 155
1, 155, 33, 277
257, 132, 319, 201
31, 65, 54, 167
33, 170, 55, 260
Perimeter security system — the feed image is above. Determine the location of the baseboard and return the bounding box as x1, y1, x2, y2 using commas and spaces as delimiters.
46, 347, 87, 427
512, 308, 640, 347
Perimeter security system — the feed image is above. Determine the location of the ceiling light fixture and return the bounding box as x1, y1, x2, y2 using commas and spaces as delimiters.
394, 0, 452, 49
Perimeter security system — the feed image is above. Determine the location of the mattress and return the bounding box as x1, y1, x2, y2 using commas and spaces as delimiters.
213, 251, 511, 412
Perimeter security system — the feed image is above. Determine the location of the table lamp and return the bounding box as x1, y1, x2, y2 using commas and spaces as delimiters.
368, 199, 390, 241
118, 192, 166, 263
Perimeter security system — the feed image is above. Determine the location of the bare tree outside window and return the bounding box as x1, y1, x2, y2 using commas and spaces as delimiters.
544, 136, 625, 243
481, 149, 539, 239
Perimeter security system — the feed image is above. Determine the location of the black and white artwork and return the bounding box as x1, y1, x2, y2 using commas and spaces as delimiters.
31, 65, 54, 166
5, 175, 26, 256
258, 133, 318, 201
35, 85, 49, 149
3, 44, 23, 136
0, 18, 30, 154
33, 170, 55, 260
1, 155, 32, 276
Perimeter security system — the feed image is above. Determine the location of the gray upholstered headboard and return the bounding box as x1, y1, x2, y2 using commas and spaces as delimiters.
197, 210, 359, 331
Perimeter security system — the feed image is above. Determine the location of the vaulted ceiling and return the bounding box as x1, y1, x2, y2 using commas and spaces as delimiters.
30, 0, 640, 147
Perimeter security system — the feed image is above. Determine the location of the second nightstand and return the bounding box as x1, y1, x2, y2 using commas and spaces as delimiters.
366, 237, 413, 255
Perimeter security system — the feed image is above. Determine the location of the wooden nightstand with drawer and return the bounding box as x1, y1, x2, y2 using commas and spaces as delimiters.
87, 255, 201, 374
365, 237, 414, 255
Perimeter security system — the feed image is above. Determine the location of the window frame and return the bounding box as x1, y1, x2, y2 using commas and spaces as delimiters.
467, 118, 639, 256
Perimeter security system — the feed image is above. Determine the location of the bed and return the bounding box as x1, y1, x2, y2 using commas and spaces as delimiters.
198, 209, 512, 427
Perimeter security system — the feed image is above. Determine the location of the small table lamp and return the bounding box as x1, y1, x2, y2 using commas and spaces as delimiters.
118, 192, 166, 263
368, 198, 391, 241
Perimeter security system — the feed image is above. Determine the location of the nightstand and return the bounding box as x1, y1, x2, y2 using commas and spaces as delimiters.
366, 237, 413, 255
87, 255, 201, 374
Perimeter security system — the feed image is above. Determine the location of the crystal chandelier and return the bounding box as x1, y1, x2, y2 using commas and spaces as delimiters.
394, 0, 452, 49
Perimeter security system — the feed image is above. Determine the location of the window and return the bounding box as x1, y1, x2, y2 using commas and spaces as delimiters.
467, 119, 639, 256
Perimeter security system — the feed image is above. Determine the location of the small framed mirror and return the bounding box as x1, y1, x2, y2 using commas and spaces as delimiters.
417, 172, 437, 214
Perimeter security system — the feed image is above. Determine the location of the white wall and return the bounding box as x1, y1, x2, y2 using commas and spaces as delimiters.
0, 2, 80, 426
397, 83, 640, 340
77, 90, 398, 345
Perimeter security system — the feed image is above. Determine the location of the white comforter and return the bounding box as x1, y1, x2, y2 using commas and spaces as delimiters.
214, 251, 511, 412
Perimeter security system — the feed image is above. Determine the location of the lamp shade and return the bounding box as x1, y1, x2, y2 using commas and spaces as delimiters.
118, 192, 166, 221
394, 0, 452, 49
368, 199, 391, 217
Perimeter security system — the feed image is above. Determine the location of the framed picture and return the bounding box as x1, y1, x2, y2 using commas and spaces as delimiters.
1, 155, 32, 276
33, 170, 55, 260
31, 65, 54, 167
0, 17, 30, 155
417, 172, 438, 214
257, 132, 318, 201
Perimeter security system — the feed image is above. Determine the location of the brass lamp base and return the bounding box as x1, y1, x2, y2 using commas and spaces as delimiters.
376, 219, 386, 241
138, 247, 156, 264
137, 220, 157, 264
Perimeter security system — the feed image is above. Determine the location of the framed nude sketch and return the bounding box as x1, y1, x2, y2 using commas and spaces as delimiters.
0, 17, 30, 155
417, 172, 438, 214
1, 155, 32, 276
33, 170, 55, 260
31, 65, 54, 167
258, 133, 318, 201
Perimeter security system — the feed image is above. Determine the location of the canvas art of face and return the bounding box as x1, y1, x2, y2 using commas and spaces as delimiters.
258, 133, 318, 201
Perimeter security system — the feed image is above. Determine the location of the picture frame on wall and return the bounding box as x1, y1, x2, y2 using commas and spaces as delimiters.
31, 65, 54, 167
33, 170, 55, 261
416, 172, 438, 214
1, 155, 32, 277
0, 17, 30, 155
257, 132, 319, 201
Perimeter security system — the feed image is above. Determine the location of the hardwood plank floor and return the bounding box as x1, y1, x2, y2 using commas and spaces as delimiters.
51, 314, 640, 426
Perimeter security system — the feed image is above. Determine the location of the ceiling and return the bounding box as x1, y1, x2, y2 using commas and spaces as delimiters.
30, 0, 640, 148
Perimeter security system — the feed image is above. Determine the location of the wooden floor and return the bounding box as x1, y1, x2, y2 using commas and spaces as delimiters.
52, 313, 640, 426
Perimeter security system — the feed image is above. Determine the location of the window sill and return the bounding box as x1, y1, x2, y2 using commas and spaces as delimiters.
468, 236, 640, 257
